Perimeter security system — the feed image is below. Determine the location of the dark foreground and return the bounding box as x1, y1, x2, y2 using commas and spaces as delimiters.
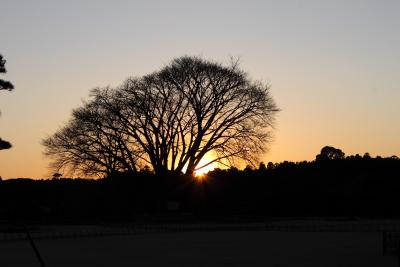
2, 153, 400, 221
0, 230, 396, 267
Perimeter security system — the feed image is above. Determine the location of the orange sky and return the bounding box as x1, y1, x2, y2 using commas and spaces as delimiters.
1, 1, 399, 178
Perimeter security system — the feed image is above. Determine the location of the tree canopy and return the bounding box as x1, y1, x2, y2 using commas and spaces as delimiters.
0, 54, 14, 91
43, 56, 279, 176
0, 54, 14, 151
316, 146, 345, 161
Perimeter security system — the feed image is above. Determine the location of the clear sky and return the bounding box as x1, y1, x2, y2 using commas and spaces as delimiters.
1, 0, 399, 178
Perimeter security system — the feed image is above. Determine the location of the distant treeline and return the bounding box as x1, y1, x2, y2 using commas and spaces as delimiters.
1, 152, 400, 223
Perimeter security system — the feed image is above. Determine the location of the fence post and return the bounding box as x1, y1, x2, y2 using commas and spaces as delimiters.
383, 232, 387, 255
26, 230, 46, 267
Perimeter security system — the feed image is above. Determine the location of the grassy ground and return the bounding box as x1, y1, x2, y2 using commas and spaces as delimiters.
0, 230, 396, 267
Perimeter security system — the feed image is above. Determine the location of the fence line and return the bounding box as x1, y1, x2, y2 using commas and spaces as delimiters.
1, 220, 400, 243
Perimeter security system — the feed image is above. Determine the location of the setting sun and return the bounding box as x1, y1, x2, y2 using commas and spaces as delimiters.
194, 155, 218, 177
194, 164, 215, 177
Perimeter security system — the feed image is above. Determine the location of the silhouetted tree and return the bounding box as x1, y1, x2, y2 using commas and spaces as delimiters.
100, 56, 278, 175
44, 56, 279, 176
258, 162, 267, 171
52, 173, 62, 179
42, 97, 142, 177
316, 146, 345, 161
363, 152, 371, 159
0, 138, 12, 150
0, 54, 14, 91
267, 162, 275, 170
0, 54, 14, 150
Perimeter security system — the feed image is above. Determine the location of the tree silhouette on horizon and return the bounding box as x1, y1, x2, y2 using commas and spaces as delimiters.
43, 56, 279, 176
0, 54, 14, 150
316, 146, 345, 161
0, 54, 14, 91
1, 149, 400, 221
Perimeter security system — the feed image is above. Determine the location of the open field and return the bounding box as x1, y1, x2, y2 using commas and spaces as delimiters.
1, 220, 399, 267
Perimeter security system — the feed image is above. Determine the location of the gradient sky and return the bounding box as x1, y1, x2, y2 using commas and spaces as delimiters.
1, 0, 399, 178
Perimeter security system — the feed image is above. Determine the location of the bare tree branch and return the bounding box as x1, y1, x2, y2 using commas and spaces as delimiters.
43, 56, 279, 177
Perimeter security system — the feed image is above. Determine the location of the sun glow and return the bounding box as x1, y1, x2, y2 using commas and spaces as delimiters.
194, 155, 218, 177
194, 164, 215, 177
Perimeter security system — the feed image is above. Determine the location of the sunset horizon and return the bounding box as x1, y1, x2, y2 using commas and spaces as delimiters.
1, 0, 399, 179
2, 2, 400, 266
